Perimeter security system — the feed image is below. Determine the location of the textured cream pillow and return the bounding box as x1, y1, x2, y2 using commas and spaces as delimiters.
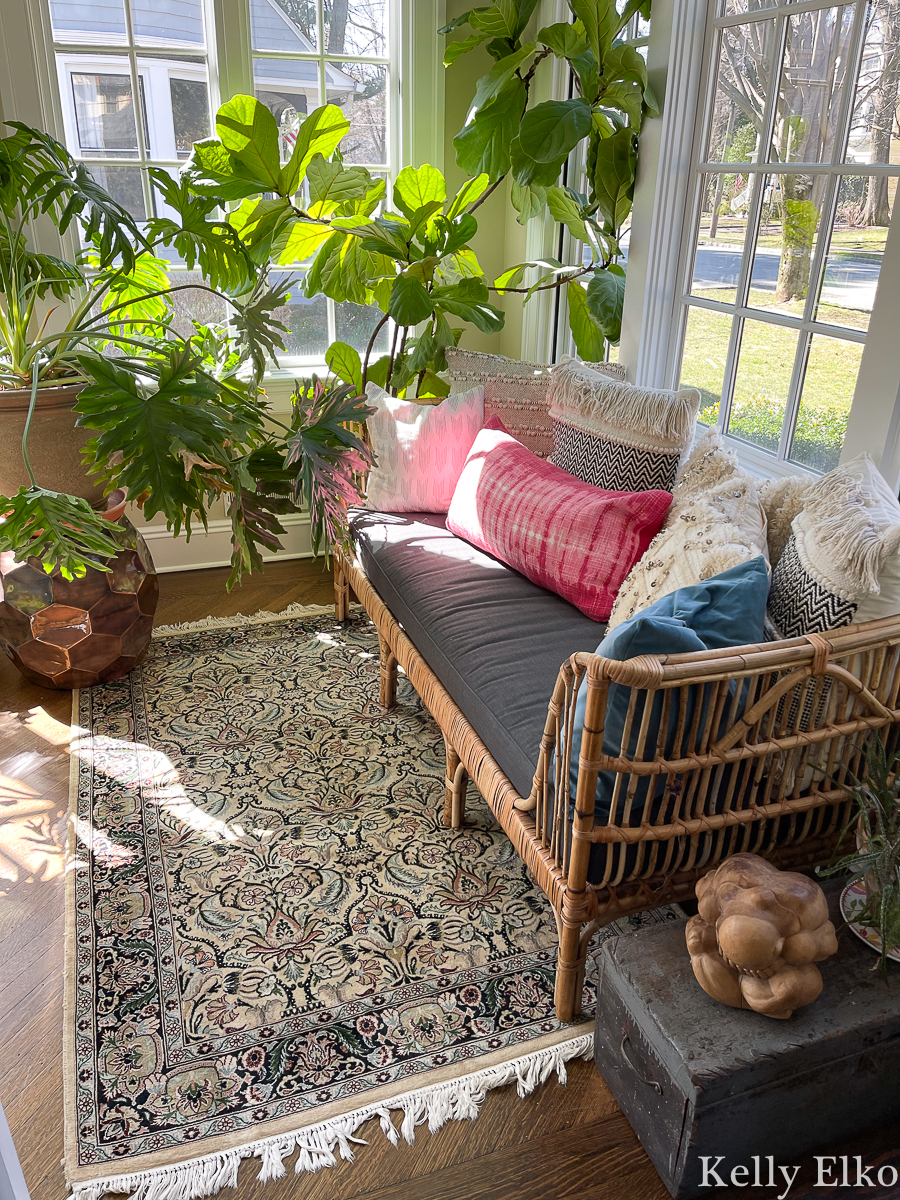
768, 454, 900, 637
758, 474, 814, 568
446, 348, 625, 460
607, 431, 768, 631
548, 357, 700, 492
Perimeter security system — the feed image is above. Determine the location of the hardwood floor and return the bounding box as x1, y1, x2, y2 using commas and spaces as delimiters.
1, 558, 898, 1200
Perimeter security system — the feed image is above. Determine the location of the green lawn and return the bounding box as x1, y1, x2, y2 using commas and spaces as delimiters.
698, 218, 889, 255
680, 292, 861, 472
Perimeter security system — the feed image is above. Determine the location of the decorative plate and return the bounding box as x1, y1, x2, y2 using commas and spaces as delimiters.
840, 879, 900, 963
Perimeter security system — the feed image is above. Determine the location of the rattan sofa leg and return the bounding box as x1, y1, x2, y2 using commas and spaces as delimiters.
334, 554, 351, 622
554, 919, 586, 1023
378, 633, 398, 708
443, 740, 469, 828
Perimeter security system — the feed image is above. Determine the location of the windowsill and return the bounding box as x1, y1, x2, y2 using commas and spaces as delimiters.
702, 427, 820, 482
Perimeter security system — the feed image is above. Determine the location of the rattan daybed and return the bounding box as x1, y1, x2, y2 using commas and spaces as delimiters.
334, 510, 900, 1023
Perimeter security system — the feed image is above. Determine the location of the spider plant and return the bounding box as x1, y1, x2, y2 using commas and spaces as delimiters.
818, 735, 900, 975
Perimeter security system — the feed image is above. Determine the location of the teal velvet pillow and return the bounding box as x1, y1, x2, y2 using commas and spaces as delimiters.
568, 557, 770, 833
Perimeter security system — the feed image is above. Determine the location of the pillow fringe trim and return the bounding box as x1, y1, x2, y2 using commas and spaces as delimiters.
549, 359, 699, 445
68, 1034, 594, 1200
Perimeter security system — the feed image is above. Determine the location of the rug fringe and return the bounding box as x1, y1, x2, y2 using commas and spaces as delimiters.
153, 602, 351, 637
69, 1034, 594, 1200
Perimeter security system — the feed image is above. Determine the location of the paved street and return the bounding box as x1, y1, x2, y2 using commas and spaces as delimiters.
692, 242, 879, 310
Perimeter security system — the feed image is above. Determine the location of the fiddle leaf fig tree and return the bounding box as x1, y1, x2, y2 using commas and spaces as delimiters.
442, 0, 657, 354
186, 96, 505, 399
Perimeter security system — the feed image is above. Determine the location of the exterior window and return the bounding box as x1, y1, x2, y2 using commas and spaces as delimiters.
551, 13, 650, 366
46, 0, 397, 368
250, 0, 391, 364
676, 0, 900, 474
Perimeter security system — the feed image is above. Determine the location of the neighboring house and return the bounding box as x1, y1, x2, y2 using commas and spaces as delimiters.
52, 0, 362, 187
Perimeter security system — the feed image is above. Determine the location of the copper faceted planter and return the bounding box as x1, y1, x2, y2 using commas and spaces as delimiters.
0, 517, 158, 689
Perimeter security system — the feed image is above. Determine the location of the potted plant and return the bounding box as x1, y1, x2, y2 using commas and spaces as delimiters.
818, 735, 900, 974
0, 119, 373, 689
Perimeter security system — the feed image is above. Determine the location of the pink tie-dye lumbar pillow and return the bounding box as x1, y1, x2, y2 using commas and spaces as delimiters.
365, 383, 484, 513
447, 417, 672, 622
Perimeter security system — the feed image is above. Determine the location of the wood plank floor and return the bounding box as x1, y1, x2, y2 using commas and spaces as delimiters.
1, 558, 898, 1200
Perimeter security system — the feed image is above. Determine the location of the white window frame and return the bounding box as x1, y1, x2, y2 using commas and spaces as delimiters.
621, 0, 900, 488
0, 0, 445, 391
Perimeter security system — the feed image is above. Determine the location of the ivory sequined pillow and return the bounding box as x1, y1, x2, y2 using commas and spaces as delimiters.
548, 357, 700, 492
446, 348, 625, 461
607, 431, 768, 631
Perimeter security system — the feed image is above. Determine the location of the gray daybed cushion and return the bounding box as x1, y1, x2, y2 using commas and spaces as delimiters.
350, 509, 605, 799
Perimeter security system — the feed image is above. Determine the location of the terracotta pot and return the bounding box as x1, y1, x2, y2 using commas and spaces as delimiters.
0, 518, 158, 690
0, 383, 104, 505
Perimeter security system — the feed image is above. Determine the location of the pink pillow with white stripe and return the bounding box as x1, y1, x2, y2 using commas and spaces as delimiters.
446, 419, 672, 622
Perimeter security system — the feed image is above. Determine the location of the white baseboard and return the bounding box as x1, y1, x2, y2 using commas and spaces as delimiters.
136, 512, 314, 574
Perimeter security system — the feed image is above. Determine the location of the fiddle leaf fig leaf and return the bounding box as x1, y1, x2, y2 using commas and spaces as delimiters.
466, 42, 535, 115
388, 273, 434, 325
509, 136, 565, 187
183, 139, 265, 202
215, 95, 282, 193
439, 9, 484, 34
446, 173, 491, 217
591, 126, 637, 231
510, 180, 549, 223
306, 154, 371, 216
519, 98, 592, 163
568, 0, 617, 62
444, 31, 490, 64
432, 277, 505, 333
393, 164, 446, 219
279, 104, 351, 195
274, 219, 335, 265
567, 278, 606, 361
538, 22, 590, 59
325, 340, 363, 392
547, 186, 590, 242
585, 265, 626, 344
455, 76, 527, 180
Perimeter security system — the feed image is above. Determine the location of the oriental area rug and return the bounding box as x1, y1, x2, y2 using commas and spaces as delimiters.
65, 605, 680, 1200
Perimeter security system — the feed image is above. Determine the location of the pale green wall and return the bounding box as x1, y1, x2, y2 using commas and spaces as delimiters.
440, 0, 529, 359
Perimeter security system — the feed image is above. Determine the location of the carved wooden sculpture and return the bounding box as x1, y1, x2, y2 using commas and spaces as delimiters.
686, 854, 838, 1019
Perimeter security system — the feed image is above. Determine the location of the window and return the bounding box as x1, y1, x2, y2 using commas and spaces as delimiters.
35, 0, 406, 368
549, 8, 651, 366
676, 0, 900, 474
248, 0, 393, 365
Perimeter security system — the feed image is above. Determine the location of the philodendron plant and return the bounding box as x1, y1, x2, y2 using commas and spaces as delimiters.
443, 0, 657, 356
0, 119, 373, 588
186, 95, 505, 399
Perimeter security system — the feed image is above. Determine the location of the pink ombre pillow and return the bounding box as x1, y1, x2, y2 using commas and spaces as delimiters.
446, 419, 672, 622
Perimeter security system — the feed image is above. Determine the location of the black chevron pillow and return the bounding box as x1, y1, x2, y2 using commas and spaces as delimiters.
768, 535, 857, 639
552, 419, 681, 493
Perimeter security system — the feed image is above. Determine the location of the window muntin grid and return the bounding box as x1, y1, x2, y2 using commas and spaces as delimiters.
677, 0, 900, 472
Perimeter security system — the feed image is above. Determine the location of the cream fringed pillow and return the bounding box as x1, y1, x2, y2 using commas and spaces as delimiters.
607, 431, 768, 631
446, 348, 625, 460
758, 475, 814, 567
548, 357, 700, 492
767, 454, 900, 638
